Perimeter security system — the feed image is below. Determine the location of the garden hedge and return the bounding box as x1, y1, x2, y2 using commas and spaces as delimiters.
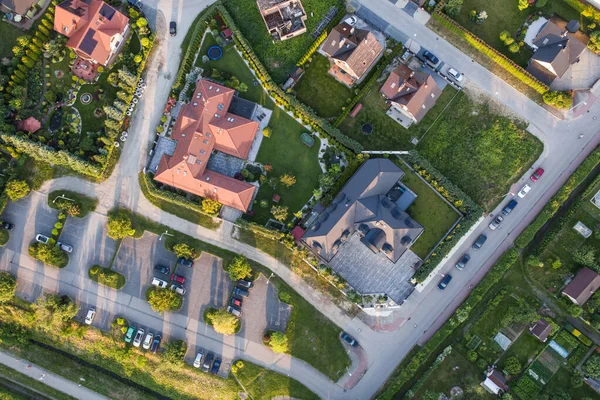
296, 30, 328, 67
236, 218, 285, 241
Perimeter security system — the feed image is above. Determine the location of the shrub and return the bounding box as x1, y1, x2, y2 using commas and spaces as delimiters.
583, 354, 600, 379
508, 42, 520, 53
163, 340, 187, 366
269, 331, 289, 353
89, 265, 99, 275
207, 308, 239, 335
171, 242, 194, 259
262, 126, 272, 137
573, 246, 596, 268
5, 180, 30, 201
279, 174, 296, 188
518, 0, 529, 11
504, 356, 522, 375
147, 287, 182, 314
467, 350, 478, 361
0, 272, 17, 303
201, 198, 221, 215
589, 31, 600, 55
271, 205, 288, 222
226, 255, 252, 281
278, 291, 291, 304
543, 91, 573, 109
444, 0, 463, 17
29, 242, 68, 268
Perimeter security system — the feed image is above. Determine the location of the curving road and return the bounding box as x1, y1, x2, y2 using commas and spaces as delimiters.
2, 0, 600, 399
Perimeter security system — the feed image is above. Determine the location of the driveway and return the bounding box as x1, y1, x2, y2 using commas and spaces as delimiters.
552, 48, 600, 91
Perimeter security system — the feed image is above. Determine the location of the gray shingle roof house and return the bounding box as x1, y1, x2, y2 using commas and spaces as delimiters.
302, 159, 424, 304
526, 16, 589, 85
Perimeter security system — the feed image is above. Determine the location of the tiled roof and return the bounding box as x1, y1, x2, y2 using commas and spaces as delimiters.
562, 267, 600, 305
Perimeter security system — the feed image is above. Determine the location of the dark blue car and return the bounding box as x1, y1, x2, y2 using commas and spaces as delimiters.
438, 274, 452, 290
423, 50, 440, 65
211, 358, 222, 374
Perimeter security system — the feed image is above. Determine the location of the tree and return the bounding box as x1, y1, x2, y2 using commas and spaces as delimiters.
504, 356, 522, 375
107, 211, 135, 240
444, 0, 463, 17
0, 272, 16, 303
238, 82, 248, 93
172, 243, 194, 259
136, 18, 148, 28
262, 126, 272, 138
31, 243, 67, 267
163, 340, 187, 366
270, 331, 289, 353
571, 373, 583, 388
583, 354, 600, 378
543, 91, 573, 109
280, 174, 296, 188
5, 180, 30, 201
550, 391, 571, 400
201, 198, 221, 215
207, 308, 239, 335
133, 54, 142, 63
499, 30, 511, 42
573, 245, 596, 268
589, 31, 600, 54
34, 293, 79, 330
226, 255, 252, 281
467, 350, 478, 361
551, 259, 562, 269
568, 303, 583, 318
508, 42, 520, 53
271, 205, 288, 222
526, 255, 543, 267
140, 37, 150, 48
147, 287, 182, 314
518, 0, 529, 11
502, 394, 514, 400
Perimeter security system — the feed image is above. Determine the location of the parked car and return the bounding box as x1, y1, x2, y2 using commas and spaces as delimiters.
127, 0, 141, 9
193, 350, 204, 368
472, 234, 487, 250
530, 167, 545, 182
488, 215, 504, 230
170, 284, 186, 295
178, 257, 193, 268
438, 274, 452, 290
202, 353, 214, 372
142, 332, 154, 350
447, 67, 463, 82
237, 279, 253, 289
1, 222, 14, 230
151, 277, 168, 288
211, 358, 222, 374
230, 297, 242, 308
422, 50, 439, 65
227, 305, 242, 317
517, 184, 531, 199
56, 241, 73, 253
35, 234, 50, 244
170, 274, 187, 284
341, 332, 358, 347
170, 21, 177, 36
502, 199, 518, 216
455, 254, 470, 271
233, 287, 249, 297
154, 265, 170, 275
124, 326, 135, 343
150, 335, 162, 352
84, 308, 96, 325
133, 328, 145, 347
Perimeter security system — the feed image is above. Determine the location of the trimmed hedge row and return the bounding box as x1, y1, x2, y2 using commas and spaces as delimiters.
515, 144, 600, 248
378, 248, 519, 399
236, 219, 285, 241
296, 30, 328, 67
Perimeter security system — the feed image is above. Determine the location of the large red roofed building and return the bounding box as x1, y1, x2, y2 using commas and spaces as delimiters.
153, 79, 259, 213
53, 0, 129, 66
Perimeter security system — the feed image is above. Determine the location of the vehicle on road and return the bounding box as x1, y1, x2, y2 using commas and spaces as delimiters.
233, 287, 249, 297
35, 234, 50, 244
151, 277, 168, 288
142, 332, 153, 350
211, 358, 222, 374
170, 274, 186, 284
472, 234, 487, 250
170, 284, 186, 295
193, 350, 204, 368
422, 50, 439, 65
530, 167, 544, 182
84, 308, 95, 325
447, 67, 463, 82
150, 335, 162, 352
124, 326, 135, 343
170, 21, 177, 36
237, 279, 253, 289
517, 184, 531, 198
56, 241, 73, 253
341, 332, 358, 347
227, 305, 242, 317
1, 222, 14, 230
230, 297, 242, 307
154, 265, 170, 275
178, 257, 193, 268
133, 328, 145, 347
455, 254, 470, 271
502, 199, 518, 216
202, 353, 214, 372
489, 215, 504, 230
438, 274, 452, 290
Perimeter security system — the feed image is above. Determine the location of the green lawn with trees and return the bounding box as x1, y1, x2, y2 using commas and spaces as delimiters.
88, 265, 126, 289
47, 190, 98, 218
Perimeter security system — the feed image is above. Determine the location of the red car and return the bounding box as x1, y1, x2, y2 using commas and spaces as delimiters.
170, 274, 186, 284
530, 168, 544, 182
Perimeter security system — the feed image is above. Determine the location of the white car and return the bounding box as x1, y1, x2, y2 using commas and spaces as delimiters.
170, 284, 186, 295
133, 328, 144, 347
193, 351, 204, 368
35, 234, 50, 244
447, 67, 463, 82
142, 332, 154, 350
151, 277, 168, 288
517, 184, 532, 198
57, 241, 73, 253
84, 308, 95, 325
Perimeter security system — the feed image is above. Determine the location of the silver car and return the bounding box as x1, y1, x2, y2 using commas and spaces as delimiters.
35, 234, 50, 244
57, 241, 73, 253
142, 332, 154, 350
84, 308, 95, 325
133, 328, 145, 347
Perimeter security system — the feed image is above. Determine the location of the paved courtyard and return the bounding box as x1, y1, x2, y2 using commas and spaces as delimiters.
552, 49, 600, 91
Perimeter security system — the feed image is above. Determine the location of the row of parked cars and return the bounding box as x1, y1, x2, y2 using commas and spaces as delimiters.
226, 279, 253, 317
124, 325, 162, 352
438, 168, 545, 290
35, 233, 73, 253
193, 349, 222, 374
151, 264, 187, 294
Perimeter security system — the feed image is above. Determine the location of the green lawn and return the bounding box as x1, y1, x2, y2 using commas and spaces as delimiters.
338, 85, 458, 150
0, 22, 25, 59
497, 331, 546, 371
47, 190, 98, 217
543, 366, 599, 399
395, 161, 460, 259
248, 108, 321, 225
294, 54, 354, 118
234, 361, 319, 400
222, 0, 344, 83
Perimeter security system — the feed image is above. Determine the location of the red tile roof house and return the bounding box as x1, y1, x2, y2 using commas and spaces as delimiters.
380, 64, 442, 128
54, 0, 129, 68
562, 267, 600, 305
153, 79, 259, 213
320, 22, 384, 87
0, 0, 39, 20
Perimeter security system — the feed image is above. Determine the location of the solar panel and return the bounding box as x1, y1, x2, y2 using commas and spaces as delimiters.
99, 3, 116, 20
79, 29, 98, 55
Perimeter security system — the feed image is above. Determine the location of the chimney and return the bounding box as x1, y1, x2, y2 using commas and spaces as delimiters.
350, 27, 355, 35
339, 38, 345, 48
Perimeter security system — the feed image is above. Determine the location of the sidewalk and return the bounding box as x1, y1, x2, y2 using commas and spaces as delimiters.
0, 349, 108, 400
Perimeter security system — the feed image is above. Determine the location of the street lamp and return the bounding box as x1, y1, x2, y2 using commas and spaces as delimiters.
158, 230, 174, 241
52, 194, 75, 204
266, 272, 275, 285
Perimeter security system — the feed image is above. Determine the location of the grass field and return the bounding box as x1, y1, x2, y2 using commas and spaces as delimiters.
47, 190, 98, 217
294, 54, 354, 118
234, 361, 319, 400
222, 0, 344, 83
0, 23, 26, 59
